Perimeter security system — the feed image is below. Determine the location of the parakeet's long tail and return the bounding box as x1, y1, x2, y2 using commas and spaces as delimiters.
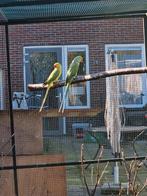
39, 86, 50, 112
59, 83, 70, 113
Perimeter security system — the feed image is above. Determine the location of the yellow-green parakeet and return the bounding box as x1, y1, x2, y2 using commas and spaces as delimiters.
59, 56, 83, 113
39, 62, 62, 112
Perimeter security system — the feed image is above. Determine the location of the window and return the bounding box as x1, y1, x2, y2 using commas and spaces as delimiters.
24, 47, 62, 109
105, 44, 146, 108
24, 45, 90, 109
64, 46, 90, 109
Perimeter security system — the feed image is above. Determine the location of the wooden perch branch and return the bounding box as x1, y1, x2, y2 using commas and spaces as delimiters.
28, 67, 147, 91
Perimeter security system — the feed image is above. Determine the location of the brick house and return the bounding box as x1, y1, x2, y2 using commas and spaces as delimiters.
0, 17, 146, 135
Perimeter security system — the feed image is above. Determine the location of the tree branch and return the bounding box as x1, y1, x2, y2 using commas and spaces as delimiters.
28, 67, 147, 91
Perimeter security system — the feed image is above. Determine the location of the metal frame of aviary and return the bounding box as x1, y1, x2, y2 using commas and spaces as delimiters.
0, 1, 147, 196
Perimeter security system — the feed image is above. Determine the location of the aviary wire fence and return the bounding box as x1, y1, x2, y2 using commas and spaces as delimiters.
0, 10, 147, 196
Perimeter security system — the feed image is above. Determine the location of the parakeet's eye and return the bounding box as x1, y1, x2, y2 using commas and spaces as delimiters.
54, 63, 57, 68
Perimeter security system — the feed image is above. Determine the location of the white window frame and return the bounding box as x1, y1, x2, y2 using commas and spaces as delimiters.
23, 45, 90, 109
105, 44, 146, 108
63, 45, 90, 109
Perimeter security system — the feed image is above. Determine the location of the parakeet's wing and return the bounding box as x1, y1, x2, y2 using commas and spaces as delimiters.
44, 67, 61, 85
39, 67, 61, 112
66, 60, 80, 84
59, 57, 82, 113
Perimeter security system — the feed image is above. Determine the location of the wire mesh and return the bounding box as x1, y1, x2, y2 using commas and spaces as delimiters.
0, 17, 147, 195
0, 0, 147, 24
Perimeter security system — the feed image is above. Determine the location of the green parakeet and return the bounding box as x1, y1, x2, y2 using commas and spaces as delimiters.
39, 62, 62, 112
59, 56, 83, 113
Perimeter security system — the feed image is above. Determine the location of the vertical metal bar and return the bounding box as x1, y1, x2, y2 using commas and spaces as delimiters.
5, 24, 19, 196
144, 17, 147, 63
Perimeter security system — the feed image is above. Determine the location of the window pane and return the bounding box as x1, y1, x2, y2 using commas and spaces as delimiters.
117, 49, 143, 105
67, 50, 87, 107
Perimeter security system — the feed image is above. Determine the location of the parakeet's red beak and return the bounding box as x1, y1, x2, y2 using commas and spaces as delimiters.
54, 63, 57, 68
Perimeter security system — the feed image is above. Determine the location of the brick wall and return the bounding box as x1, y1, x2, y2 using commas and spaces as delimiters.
0, 17, 144, 109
